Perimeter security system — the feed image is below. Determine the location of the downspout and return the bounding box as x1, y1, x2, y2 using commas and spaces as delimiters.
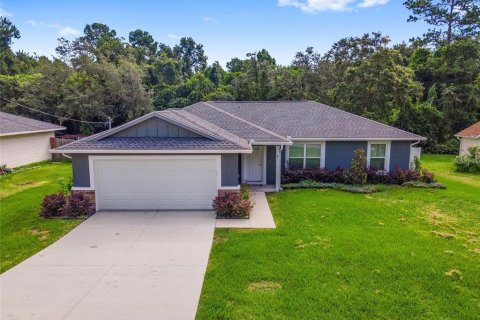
409, 140, 421, 168
62, 153, 72, 160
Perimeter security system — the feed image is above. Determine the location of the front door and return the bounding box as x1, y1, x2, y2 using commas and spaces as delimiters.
244, 146, 264, 183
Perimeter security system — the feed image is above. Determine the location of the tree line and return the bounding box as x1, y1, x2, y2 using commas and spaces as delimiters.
1, 0, 479, 153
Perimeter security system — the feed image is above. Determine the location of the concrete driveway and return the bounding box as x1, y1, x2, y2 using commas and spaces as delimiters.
1, 211, 216, 320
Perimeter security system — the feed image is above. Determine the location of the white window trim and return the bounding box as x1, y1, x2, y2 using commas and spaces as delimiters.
367, 141, 391, 171
286, 142, 325, 169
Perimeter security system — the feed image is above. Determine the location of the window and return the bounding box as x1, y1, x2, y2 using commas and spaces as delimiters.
368, 142, 390, 171
288, 143, 323, 169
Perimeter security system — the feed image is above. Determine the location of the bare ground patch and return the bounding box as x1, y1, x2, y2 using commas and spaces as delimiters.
248, 280, 282, 292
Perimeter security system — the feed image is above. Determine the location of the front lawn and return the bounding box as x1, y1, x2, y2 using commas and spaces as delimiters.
197, 155, 480, 319
0, 162, 81, 273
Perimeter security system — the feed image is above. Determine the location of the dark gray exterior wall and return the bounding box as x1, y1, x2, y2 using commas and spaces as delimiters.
266, 146, 276, 184
221, 153, 240, 187
325, 141, 368, 170
389, 141, 411, 171
72, 154, 90, 187
112, 118, 201, 138
71, 153, 239, 188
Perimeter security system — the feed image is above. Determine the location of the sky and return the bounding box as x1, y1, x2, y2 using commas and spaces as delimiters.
2, 0, 430, 66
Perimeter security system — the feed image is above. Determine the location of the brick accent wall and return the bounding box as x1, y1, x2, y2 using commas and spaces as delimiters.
217, 189, 241, 197
72, 190, 96, 204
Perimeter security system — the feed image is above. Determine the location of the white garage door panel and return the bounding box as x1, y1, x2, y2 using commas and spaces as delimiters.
95, 157, 219, 210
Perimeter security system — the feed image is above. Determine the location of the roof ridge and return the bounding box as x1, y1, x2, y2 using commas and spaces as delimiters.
168, 109, 250, 149
309, 101, 425, 139
156, 108, 222, 139
202, 101, 291, 142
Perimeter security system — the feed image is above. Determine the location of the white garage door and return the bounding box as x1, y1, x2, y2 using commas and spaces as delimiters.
93, 156, 220, 210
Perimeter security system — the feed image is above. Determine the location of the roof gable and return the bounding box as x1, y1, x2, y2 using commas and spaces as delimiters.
0, 111, 65, 136
112, 117, 202, 138
456, 121, 480, 138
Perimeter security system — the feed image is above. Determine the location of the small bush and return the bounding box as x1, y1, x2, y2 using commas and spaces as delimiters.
40, 193, 68, 218
283, 166, 432, 185
57, 177, 73, 194
420, 169, 436, 183
63, 193, 95, 218
240, 183, 251, 200
413, 156, 421, 172
350, 148, 367, 184
213, 191, 253, 219
454, 146, 480, 173
40, 192, 95, 219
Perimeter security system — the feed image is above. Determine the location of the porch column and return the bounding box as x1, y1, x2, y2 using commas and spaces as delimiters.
275, 145, 282, 191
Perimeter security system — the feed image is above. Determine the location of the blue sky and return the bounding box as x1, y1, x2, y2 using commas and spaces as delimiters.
2, 0, 429, 66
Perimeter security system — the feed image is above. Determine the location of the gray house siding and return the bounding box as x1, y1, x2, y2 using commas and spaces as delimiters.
389, 141, 411, 171
221, 154, 240, 187
266, 146, 276, 185
112, 118, 201, 138
72, 154, 90, 187
325, 141, 368, 170
72, 153, 239, 188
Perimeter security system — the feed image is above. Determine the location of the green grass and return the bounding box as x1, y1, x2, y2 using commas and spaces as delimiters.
197, 155, 480, 319
0, 161, 81, 273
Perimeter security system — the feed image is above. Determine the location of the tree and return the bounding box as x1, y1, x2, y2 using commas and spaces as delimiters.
173, 37, 207, 77
128, 29, 158, 64
404, 0, 480, 46
0, 17, 20, 50
324, 32, 390, 63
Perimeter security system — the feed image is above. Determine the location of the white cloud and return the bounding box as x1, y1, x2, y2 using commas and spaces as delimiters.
27, 20, 40, 27
167, 33, 182, 39
46, 22, 61, 29
0, 6, 13, 17
278, 0, 355, 12
278, 0, 388, 12
358, 0, 389, 8
203, 17, 219, 23
59, 26, 80, 37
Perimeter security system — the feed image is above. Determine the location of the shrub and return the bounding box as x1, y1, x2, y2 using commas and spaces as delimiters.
240, 183, 251, 200
420, 169, 436, 183
40, 193, 67, 218
57, 177, 73, 194
282, 166, 431, 185
350, 148, 367, 184
63, 193, 95, 218
454, 146, 480, 173
213, 191, 253, 219
40, 192, 95, 218
413, 156, 421, 172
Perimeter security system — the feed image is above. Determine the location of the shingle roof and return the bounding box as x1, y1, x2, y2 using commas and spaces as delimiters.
54, 137, 242, 151
203, 101, 425, 140
54, 100, 426, 153
455, 121, 480, 138
184, 102, 292, 143
0, 111, 65, 136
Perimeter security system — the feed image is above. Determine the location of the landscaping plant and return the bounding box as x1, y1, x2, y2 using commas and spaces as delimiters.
454, 146, 480, 173
213, 191, 253, 219
350, 148, 367, 184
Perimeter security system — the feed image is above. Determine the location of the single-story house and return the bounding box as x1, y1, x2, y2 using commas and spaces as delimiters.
0, 111, 65, 168
455, 121, 480, 155
52, 101, 426, 211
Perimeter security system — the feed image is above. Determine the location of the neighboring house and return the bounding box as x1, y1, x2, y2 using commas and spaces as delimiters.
455, 121, 480, 155
0, 112, 65, 168
52, 101, 425, 211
